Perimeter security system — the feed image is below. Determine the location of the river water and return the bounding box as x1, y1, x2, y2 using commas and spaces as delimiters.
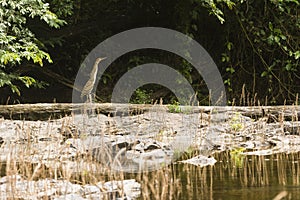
130, 151, 300, 200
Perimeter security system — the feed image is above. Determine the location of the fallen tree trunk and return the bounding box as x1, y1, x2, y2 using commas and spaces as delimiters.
0, 103, 299, 120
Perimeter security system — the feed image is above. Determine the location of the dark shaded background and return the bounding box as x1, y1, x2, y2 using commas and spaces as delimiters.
1, 0, 299, 105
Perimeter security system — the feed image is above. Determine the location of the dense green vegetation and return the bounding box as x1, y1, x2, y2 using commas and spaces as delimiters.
0, 0, 299, 105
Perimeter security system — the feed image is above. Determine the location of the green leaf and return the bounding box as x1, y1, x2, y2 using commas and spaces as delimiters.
268, 22, 273, 30
261, 71, 268, 77
294, 51, 300, 60
19, 76, 36, 88
227, 42, 233, 51
280, 35, 286, 40
10, 84, 20, 96
226, 67, 235, 74
221, 53, 230, 62
285, 63, 292, 71
274, 36, 280, 43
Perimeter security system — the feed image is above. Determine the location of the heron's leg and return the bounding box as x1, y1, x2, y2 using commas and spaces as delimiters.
88, 94, 92, 103
84, 94, 91, 115
89, 93, 96, 115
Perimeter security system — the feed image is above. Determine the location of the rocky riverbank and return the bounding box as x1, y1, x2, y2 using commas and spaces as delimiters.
0, 104, 299, 199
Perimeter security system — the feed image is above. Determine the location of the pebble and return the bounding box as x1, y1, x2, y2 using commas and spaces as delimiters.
0, 175, 141, 200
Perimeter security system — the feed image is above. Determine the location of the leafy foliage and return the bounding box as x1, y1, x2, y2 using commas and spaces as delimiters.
0, 0, 299, 104
0, 0, 66, 94
130, 88, 152, 104
205, 0, 299, 104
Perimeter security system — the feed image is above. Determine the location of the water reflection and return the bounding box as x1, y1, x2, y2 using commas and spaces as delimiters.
131, 151, 300, 200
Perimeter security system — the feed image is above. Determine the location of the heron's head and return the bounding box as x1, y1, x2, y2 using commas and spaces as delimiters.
95, 57, 106, 63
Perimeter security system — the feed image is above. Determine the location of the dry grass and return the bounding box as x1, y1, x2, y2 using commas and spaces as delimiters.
0, 98, 300, 199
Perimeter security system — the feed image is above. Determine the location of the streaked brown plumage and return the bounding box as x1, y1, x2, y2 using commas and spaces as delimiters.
81, 57, 106, 102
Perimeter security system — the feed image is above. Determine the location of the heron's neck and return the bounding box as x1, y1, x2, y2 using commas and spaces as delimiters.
90, 61, 100, 80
